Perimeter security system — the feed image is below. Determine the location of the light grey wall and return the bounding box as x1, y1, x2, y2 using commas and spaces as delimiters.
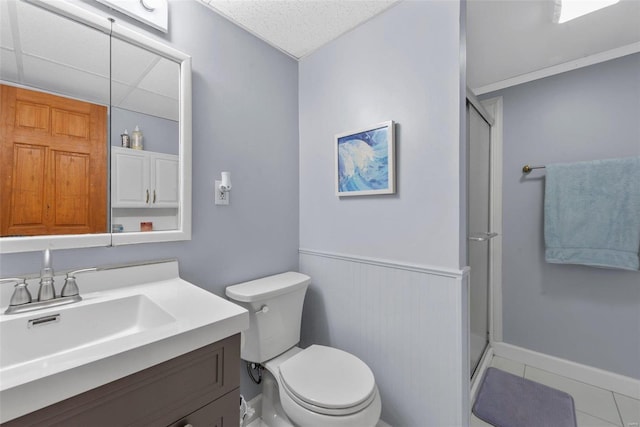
0, 0, 299, 397
299, 0, 464, 270
483, 53, 640, 379
299, 1, 466, 425
111, 108, 179, 155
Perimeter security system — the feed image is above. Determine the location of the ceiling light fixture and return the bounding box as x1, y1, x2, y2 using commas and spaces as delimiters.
553, 0, 620, 23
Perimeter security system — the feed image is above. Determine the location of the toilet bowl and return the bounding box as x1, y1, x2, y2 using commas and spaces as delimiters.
269, 346, 381, 427
226, 272, 381, 427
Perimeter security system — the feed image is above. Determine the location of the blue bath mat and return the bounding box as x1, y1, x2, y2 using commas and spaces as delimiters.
472, 367, 577, 427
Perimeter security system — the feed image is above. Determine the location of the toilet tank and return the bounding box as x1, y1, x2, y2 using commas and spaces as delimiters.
225, 272, 310, 363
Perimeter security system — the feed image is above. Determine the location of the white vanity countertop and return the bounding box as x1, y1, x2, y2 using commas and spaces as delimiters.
0, 260, 249, 423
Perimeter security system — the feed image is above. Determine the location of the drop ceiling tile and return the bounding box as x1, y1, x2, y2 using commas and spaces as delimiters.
17, 0, 109, 77
137, 57, 179, 100
1, 0, 14, 50
21, 55, 109, 105
0, 48, 19, 82
111, 37, 159, 86
116, 86, 178, 121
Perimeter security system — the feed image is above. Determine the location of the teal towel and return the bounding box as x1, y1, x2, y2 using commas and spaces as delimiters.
545, 157, 640, 271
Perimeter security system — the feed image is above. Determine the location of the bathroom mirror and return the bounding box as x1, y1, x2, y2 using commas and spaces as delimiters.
0, 0, 191, 253
0, 0, 110, 242
110, 36, 181, 234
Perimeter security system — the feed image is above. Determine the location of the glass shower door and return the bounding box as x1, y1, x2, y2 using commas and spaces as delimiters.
467, 102, 493, 376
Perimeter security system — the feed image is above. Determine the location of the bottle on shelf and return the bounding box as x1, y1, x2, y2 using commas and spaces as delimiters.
120, 129, 130, 148
131, 125, 143, 150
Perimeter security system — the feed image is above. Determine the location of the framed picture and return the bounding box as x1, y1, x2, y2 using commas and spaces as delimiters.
335, 120, 395, 196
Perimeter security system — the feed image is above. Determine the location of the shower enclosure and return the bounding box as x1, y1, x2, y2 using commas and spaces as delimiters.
467, 96, 495, 376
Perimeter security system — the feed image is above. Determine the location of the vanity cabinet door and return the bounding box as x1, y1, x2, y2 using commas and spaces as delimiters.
168, 389, 238, 427
1, 334, 241, 427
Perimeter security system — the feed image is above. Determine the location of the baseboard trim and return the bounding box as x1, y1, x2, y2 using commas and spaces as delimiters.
299, 248, 468, 279
492, 342, 640, 399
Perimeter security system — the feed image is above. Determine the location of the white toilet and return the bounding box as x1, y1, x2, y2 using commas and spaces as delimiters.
226, 272, 381, 427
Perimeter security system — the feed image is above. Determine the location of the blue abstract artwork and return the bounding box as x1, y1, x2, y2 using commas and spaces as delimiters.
336, 121, 394, 196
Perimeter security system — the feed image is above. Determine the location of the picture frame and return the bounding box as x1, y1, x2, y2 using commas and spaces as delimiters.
335, 120, 395, 196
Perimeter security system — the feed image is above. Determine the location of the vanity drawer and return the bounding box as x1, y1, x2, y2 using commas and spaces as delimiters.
3, 334, 240, 427
168, 389, 238, 427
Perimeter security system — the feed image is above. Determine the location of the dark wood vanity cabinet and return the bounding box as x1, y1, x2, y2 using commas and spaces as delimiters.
3, 334, 241, 427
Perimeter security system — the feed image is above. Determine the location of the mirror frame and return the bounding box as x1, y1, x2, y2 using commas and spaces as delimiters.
1, 0, 191, 253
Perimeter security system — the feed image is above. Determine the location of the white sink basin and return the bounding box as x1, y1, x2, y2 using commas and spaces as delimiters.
0, 260, 249, 423
0, 294, 175, 369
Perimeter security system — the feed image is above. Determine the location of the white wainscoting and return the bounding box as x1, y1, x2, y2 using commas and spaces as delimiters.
299, 249, 470, 427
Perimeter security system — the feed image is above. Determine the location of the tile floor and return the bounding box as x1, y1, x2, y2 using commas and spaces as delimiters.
246, 354, 639, 427
246, 419, 390, 427
472, 356, 640, 427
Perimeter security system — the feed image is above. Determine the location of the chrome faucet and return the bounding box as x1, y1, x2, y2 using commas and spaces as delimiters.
61, 268, 97, 297
0, 278, 32, 306
38, 248, 56, 301
2, 249, 97, 315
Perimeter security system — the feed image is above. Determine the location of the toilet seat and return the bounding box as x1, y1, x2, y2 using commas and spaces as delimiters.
278, 345, 377, 416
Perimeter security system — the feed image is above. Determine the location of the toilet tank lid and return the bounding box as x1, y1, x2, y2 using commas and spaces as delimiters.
225, 272, 311, 303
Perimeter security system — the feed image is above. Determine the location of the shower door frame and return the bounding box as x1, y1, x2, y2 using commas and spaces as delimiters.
466, 92, 504, 378
480, 95, 503, 345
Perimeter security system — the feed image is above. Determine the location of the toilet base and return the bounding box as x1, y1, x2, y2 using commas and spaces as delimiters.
260, 370, 294, 427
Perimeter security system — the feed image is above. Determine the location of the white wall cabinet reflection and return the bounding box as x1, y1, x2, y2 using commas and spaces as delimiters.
151, 154, 180, 208
111, 147, 179, 233
112, 147, 178, 208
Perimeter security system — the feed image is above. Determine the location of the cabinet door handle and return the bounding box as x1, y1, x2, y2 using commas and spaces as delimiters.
153, 190, 156, 204
146, 189, 149, 204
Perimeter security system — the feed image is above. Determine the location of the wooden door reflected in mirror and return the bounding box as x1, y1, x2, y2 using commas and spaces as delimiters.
0, 85, 107, 237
